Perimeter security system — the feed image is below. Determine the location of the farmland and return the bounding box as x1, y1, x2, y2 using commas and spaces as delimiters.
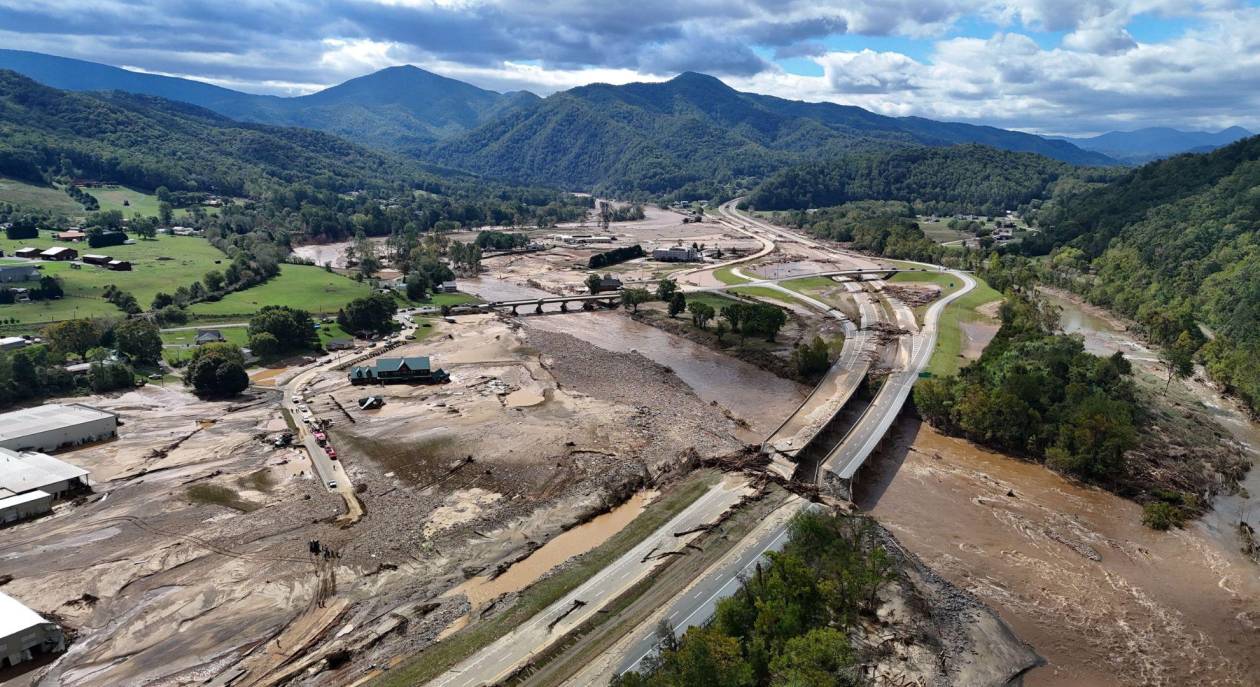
0, 176, 85, 215
188, 264, 371, 319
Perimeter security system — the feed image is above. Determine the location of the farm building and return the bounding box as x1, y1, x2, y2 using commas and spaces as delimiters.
0, 447, 89, 499
107, 260, 132, 271
0, 259, 39, 283
0, 404, 118, 453
38, 247, 77, 261
0, 337, 28, 351
56, 230, 86, 242
195, 329, 225, 345
349, 356, 449, 385
13, 247, 39, 259
81, 254, 111, 266
0, 591, 66, 669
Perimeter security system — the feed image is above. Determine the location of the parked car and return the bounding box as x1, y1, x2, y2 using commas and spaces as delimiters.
325, 447, 337, 459
297, 404, 309, 413
327, 481, 337, 489
313, 431, 327, 443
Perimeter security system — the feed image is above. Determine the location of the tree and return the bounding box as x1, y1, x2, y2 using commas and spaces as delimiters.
158, 201, 174, 225
623, 288, 651, 313
87, 361, 134, 393
35, 275, 62, 300
248, 332, 280, 357
203, 270, 225, 293
114, 318, 163, 364
337, 293, 398, 334
248, 305, 316, 352
585, 273, 604, 294
668, 292, 687, 318
689, 301, 715, 329
791, 336, 831, 379
42, 319, 100, 359
656, 278, 678, 302
1163, 330, 1197, 394
184, 343, 249, 396
131, 215, 158, 239
405, 271, 430, 301
152, 292, 175, 310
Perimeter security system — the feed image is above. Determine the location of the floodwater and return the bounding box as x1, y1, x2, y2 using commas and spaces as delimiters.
860, 421, 1260, 687
1046, 289, 1260, 549
461, 276, 555, 302
452, 491, 655, 608
526, 311, 807, 436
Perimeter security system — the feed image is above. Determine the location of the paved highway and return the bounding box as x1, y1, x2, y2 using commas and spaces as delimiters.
607, 204, 974, 679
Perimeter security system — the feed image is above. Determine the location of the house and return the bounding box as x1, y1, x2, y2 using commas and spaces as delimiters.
106, 260, 132, 271
81, 254, 111, 266
13, 247, 40, 260
349, 356, 450, 385
439, 281, 459, 293
326, 338, 355, 351
195, 329, 225, 345
0, 591, 66, 667
56, 230, 86, 242
0, 259, 39, 283
39, 247, 77, 261
652, 245, 700, 262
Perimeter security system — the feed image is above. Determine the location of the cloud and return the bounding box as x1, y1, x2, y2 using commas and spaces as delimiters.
0, 1, 1256, 133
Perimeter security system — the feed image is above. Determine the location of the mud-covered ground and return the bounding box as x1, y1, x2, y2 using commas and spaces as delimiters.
2, 311, 758, 687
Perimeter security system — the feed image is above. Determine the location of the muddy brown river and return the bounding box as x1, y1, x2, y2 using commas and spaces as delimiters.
860, 293, 1260, 686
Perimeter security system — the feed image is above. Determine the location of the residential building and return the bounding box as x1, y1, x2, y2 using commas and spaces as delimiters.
596, 274, 623, 292
38, 247, 77, 261
55, 230, 86, 242
0, 592, 65, 668
439, 281, 459, 293
0, 259, 38, 283
0, 404, 118, 453
195, 329, 225, 345
349, 356, 449, 385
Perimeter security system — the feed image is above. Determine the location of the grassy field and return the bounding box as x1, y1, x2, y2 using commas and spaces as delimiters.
0, 177, 84, 215
712, 264, 752, 285
918, 219, 971, 244
680, 291, 740, 312
0, 233, 228, 329
412, 291, 481, 307
374, 471, 722, 687
922, 274, 1003, 378
188, 264, 370, 319
780, 275, 840, 291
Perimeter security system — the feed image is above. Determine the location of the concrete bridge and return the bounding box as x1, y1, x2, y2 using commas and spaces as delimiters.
484, 293, 623, 314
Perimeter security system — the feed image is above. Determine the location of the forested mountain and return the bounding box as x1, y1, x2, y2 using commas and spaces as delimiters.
1055, 127, 1253, 164
743, 145, 1115, 214
1029, 135, 1260, 411
431, 72, 1114, 196
0, 69, 430, 195
0, 50, 531, 151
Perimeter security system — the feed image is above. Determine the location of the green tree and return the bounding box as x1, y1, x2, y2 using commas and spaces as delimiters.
158, 201, 174, 226
689, 301, 715, 329
656, 278, 678, 302
585, 273, 604, 294
405, 271, 430, 301
203, 270, 225, 293
337, 293, 398, 334
248, 332, 280, 357
623, 288, 651, 313
184, 343, 249, 396
790, 336, 831, 379
114, 318, 163, 364
668, 292, 687, 318
42, 319, 100, 359
248, 305, 316, 352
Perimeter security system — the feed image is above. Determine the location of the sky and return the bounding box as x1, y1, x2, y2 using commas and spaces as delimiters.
1, 0, 1258, 136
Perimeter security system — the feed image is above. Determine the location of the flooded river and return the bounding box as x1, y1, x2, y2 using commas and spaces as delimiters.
859, 292, 1260, 686
526, 312, 807, 436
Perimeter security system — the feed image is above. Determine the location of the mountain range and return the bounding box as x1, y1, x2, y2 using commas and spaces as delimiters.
1052, 126, 1253, 164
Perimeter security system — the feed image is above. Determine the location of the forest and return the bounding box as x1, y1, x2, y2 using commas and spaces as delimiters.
613, 510, 894, 687
744, 145, 1117, 215
1026, 135, 1260, 413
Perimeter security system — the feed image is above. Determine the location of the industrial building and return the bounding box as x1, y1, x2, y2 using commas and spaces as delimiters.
0, 258, 39, 283
0, 448, 90, 499
0, 404, 118, 453
652, 245, 700, 262
0, 591, 65, 669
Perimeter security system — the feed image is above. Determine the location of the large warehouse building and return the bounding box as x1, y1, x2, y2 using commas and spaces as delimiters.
0, 591, 65, 669
0, 447, 90, 524
0, 404, 118, 453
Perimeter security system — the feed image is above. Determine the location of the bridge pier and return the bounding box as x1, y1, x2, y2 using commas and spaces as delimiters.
560, 301, 568, 312
583, 301, 594, 311
510, 305, 518, 315
535, 303, 544, 314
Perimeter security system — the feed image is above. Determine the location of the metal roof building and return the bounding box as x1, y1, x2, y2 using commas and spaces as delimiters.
0, 591, 65, 668
0, 448, 90, 498
0, 490, 52, 525
0, 403, 118, 453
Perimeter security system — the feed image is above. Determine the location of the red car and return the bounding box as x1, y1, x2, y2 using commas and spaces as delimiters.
324, 446, 337, 459
313, 431, 327, 443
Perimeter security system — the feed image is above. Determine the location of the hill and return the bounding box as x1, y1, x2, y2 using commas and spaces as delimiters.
1029, 135, 1260, 411
1054, 127, 1253, 164
0, 68, 432, 195
0, 50, 532, 152
743, 144, 1109, 215
430, 72, 1114, 196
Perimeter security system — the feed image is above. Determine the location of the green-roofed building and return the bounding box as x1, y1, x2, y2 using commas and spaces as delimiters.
349, 356, 449, 385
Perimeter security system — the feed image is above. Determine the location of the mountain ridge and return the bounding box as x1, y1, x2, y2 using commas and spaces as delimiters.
1052, 126, 1253, 163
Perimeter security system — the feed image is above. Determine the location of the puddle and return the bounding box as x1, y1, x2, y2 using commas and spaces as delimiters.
505, 389, 546, 407
452, 490, 655, 608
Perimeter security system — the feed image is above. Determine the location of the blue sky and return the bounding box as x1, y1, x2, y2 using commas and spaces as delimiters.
1, 0, 1258, 136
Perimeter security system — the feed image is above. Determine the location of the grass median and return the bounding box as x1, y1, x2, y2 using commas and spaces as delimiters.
373, 470, 723, 687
